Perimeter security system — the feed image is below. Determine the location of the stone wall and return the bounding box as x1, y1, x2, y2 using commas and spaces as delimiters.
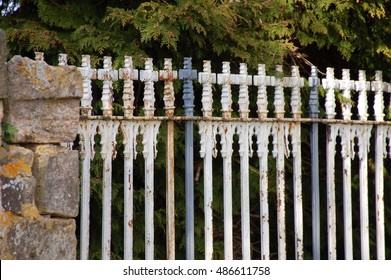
0, 29, 82, 259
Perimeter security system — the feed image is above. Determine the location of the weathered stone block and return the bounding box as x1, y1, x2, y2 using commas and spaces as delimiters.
0, 214, 77, 260
33, 145, 79, 218
0, 146, 36, 213
0, 29, 7, 99
4, 99, 80, 143
3, 55, 82, 143
0, 29, 6, 145
7, 55, 82, 101
0, 100, 3, 145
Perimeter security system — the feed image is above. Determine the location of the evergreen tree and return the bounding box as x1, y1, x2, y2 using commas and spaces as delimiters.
1, 0, 390, 259
1, 0, 391, 71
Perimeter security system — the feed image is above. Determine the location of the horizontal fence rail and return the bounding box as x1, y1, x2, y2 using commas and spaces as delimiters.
34, 52, 390, 260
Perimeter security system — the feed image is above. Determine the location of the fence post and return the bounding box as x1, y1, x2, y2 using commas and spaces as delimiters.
198, 60, 216, 260
255, 123, 272, 260
355, 70, 371, 260
322, 67, 338, 259
159, 58, 178, 260
179, 57, 197, 260
254, 65, 272, 259
121, 122, 140, 260
119, 56, 139, 260
372, 71, 386, 259
78, 54, 98, 260
140, 59, 159, 260
285, 66, 304, 260
273, 65, 287, 260
233, 63, 252, 259
217, 61, 234, 259
308, 66, 320, 260
78, 120, 98, 260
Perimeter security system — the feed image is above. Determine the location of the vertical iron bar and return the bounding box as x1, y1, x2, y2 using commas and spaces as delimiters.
256, 124, 271, 260
357, 126, 372, 260
375, 126, 385, 259
203, 121, 214, 260
144, 125, 154, 260
123, 148, 134, 260
309, 67, 320, 259
160, 58, 177, 260
372, 72, 386, 260
185, 121, 194, 258
179, 58, 197, 260
140, 59, 158, 260
292, 122, 303, 259
122, 122, 139, 260
99, 120, 119, 260
326, 126, 337, 259
238, 123, 251, 259
287, 66, 304, 260
218, 62, 234, 260
274, 123, 286, 260
234, 63, 252, 260
341, 131, 353, 260
80, 133, 91, 260
198, 60, 216, 260
273, 65, 286, 259
198, 121, 215, 260
166, 120, 175, 259
359, 148, 370, 259
323, 68, 338, 259
340, 70, 354, 260
79, 120, 98, 260
142, 122, 160, 260
221, 124, 234, 260
119, 56, 138, 260
356, 71, 371, 260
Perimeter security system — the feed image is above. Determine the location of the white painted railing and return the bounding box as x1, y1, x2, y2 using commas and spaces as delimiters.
33, 52, 391, 260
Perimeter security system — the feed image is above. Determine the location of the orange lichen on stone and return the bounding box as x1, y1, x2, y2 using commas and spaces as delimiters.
17, 65, 33, 79
0, 211, 13, 227
21, 204, 41, 219
1, 159, 31, 178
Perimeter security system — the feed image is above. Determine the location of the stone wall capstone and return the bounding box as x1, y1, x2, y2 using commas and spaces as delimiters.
4, 55, 82, 143
0, 29, 7, 146
0, 29, 81, 260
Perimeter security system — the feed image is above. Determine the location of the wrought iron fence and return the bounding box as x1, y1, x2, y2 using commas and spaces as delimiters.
36, 52, 391, 260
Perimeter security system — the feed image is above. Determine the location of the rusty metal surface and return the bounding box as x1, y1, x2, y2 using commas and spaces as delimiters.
255, 123, 273, 260
142, 121, 161, 260
160, 58, 177, 260
121, 122, 141, 260
78, 120, 98, 260
99, 120, 120, 260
